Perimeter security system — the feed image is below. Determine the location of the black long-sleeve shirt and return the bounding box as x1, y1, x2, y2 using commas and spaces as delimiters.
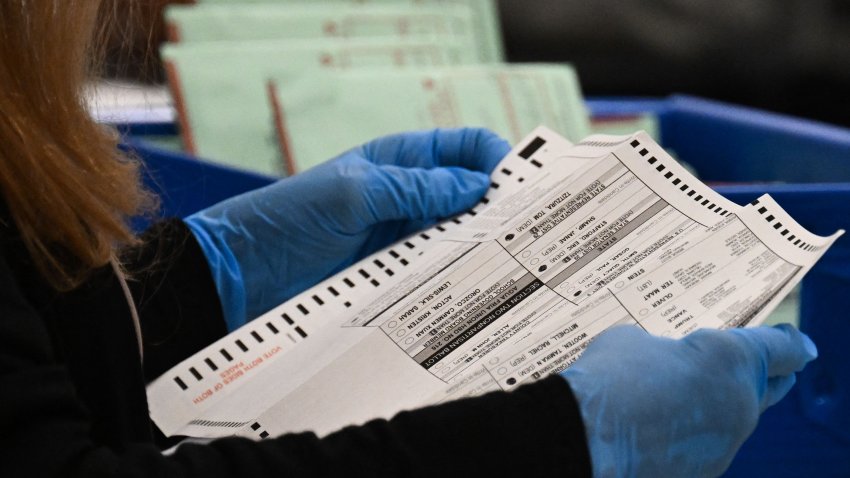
0, 218, 592, 477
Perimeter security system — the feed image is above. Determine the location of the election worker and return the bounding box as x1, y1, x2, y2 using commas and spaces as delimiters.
0, 1, 817, 477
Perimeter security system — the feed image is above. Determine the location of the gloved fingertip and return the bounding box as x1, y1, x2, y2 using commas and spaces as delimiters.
474, 129, 512, 173
739, 324, 817, 377
432, 128, 512, 173
370, 165, 489, 222
772, 323, 818, 361
476, 127, 512, 152
801, 333, 818, 361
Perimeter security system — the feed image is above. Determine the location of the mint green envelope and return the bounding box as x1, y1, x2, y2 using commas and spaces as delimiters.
194, 0, 504, 62
163, 38, 466, 175
267, 64, 591, 172
167, 4, 482, 62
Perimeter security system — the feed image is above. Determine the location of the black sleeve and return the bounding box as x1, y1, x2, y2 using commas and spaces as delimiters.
0, 245, 592, 477
139, 376, 592, 478
121, 219, 229, 382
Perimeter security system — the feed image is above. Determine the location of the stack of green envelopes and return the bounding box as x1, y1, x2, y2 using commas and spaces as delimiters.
164, 38, 467, 175
162, 1, 597, 176
267, 64, 590, 173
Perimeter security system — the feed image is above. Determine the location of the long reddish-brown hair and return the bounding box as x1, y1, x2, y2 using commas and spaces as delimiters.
0, 0, 156, 290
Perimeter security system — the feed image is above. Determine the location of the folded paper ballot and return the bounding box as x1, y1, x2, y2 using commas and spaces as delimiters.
195, 0, 504, 62
166, 4, 483, 63
268, 64, 592, 173
147, 127, 843, 440
163, 38, 467, 175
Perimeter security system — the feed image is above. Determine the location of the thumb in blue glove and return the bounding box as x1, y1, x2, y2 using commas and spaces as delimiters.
561, 323, 818, 478
185, 128, 511, 330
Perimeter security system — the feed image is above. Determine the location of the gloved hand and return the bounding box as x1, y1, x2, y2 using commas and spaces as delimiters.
185, 128, 510, 330
561, 324, 818, 478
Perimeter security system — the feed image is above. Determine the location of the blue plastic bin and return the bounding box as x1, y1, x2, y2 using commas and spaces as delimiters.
122, 136, 274, 232
123, 95, 850, 476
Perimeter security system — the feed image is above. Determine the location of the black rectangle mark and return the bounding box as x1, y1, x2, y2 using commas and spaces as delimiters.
519, 137, 546, 159
235, 339, 248, 352
220, 348, 233, 361
282, 313, 294, 325
389, 250, 400, 258
530, 159, 543, 168
370, 279, 380, 287
251, 331, 264, 343
420, 233, 431, 240
204, 358, 218, 371
385, 268, 394, 276
174, 376, 188, 390
328, 286, 339, 297
400, 258, 409, 266
358, 269, 370, 279
266, 322, 279, 334
373, 259, 385, 268
501, 167, 512, 175
343, 278, 355, 288
189, 367, 202, 381
312, 295, 324, 305
295, 326, 307, 338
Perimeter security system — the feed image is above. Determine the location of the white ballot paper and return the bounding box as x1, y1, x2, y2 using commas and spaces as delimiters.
147, 127, 843, 440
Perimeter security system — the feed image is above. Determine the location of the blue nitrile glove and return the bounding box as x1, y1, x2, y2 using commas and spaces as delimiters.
185, 128, 511, 330
561, 324, 818, 478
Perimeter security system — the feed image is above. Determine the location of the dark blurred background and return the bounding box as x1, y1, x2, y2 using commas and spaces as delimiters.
116, 0, 850, 127
498, 0, 850, 127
